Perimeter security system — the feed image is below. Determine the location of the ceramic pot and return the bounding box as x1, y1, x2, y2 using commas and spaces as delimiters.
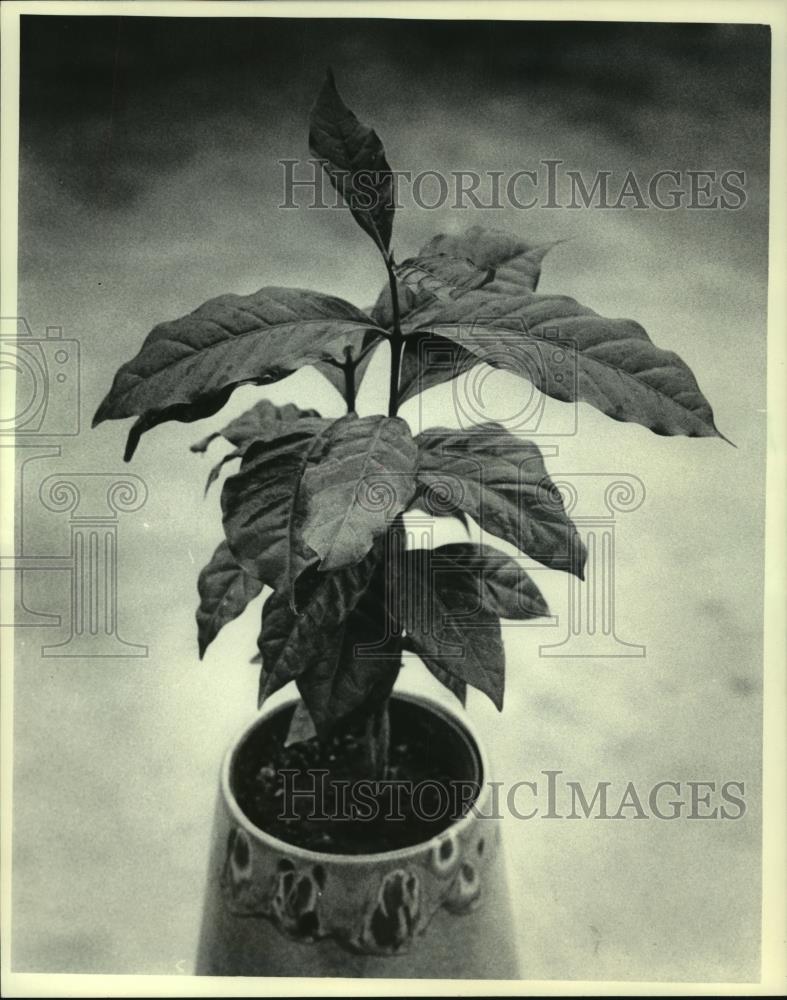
196, 691, 521, 978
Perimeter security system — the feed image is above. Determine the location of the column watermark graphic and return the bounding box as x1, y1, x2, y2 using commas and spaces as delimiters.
38, 473, 148, 657
538, 474, 646, 658
1, 316, 150, 658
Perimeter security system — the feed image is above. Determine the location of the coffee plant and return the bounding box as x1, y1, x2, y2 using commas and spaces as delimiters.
94, 72, 725, 775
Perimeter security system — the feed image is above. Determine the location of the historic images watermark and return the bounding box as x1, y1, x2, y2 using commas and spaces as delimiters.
280, 159, 748, 212
276, 770, 748, 823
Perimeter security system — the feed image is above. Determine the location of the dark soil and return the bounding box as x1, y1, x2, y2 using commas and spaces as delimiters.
232, 699, 481, 855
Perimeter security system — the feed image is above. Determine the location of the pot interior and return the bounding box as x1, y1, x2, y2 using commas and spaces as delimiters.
229, 695, 483, 856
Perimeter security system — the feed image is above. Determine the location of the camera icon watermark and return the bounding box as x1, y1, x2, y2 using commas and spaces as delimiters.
0, 317, 80, 436
413, 320, 579, 437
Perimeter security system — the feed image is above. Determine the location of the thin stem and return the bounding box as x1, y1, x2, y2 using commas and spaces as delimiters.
386, 258, 403, 418
362, 701, 390, 781
342, 346, 356, 415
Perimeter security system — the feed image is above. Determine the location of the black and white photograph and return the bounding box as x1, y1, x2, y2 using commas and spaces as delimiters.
1, 1, 785, 994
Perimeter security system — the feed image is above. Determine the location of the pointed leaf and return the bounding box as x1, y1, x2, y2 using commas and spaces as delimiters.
403, 543, 548, 709
301, 414, 418, 572
204, 448, 242, 494
309, 71, 394, 254
258, 543, 400, 734
429, 542, 550, 619
92, 286, 380, 458
284, 700, 318, 747
221, 422, 333, 601
416, 423, 586, 578
196, 541, 264, 658
295, 555, 401, 736
372, 223, 555, 331
402, 548, 500, 710
403, 290, 725, 439
418, 225, 556, 295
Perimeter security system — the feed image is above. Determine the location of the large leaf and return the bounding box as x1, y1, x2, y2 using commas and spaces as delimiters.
258, 542, 401, 735
300, 414, 418, 572
309, 70, 394, 255
377, 224, 558, 402
402, 290, 725, 439
403, 543, 549, 710
417, 225, 557, 295
92, 286, 380, 459
221, 422, 332, 602
371, 223, 554, 330
196, 541, 264, 658
416, 423, 586, 578
257, 548, 377, 701
295, 558, 401, 736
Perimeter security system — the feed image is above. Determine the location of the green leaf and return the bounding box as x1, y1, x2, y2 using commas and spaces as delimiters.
92, 286, 380, 459
402, 290, 726, 439
300, 414, 418, 572
402, 543, 549, 710
258, 543, 401, 735
416, 423, 586, 578
196, 541, 264, 658
220, 421, 333, 601
309, 70, 394, 254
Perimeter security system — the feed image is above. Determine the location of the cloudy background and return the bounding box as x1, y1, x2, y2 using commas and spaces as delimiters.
12, 14, 769, 980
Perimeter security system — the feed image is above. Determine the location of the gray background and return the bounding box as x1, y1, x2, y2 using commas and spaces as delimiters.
12, 16, 769, 980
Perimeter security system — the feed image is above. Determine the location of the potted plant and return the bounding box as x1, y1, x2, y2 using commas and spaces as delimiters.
92, 73, 726, 978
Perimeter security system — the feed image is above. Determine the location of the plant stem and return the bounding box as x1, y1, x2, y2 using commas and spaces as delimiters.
386, 258, 403, 418
342, 346, 356, 414
362, 700, 390, 780
359, 262, 403, 782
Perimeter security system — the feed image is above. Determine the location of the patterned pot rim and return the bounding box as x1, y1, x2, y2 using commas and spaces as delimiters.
220, 690, 490, 866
